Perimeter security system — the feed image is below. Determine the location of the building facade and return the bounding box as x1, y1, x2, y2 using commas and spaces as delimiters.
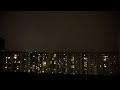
0, 51, 119, 75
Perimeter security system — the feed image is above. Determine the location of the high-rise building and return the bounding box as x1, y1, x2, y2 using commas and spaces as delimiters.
1, 51, 119, 75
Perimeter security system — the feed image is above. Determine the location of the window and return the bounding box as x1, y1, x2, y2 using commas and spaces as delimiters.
53, 54, 56, 57
5, 66, 7, 69
8, 57, 10, 59
14, 54, 17, 59
28, 70, 30, 73
43, 61, 46, 66
54, 61, 56, 64
71, 58, 74, 61
17, 61, 20, 63
84, 57, 87, 60
71, 65, 75, 68
14, 61, 16, 63
104, 64, 107, 68
84, 62, 87, 67
17, 67, 19, 70
42, 70, 44, 73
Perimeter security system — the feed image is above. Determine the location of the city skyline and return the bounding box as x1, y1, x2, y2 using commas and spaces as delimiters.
1, 51, 119, 75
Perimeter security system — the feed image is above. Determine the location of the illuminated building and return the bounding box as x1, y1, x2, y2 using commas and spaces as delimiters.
0, 51, 119, 75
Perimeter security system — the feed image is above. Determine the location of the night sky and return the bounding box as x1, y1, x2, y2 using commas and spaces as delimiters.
0, 11, 119, 52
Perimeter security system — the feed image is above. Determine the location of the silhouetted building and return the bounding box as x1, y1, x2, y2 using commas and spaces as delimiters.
0, 38, 5, 72
1, 51, 119, 75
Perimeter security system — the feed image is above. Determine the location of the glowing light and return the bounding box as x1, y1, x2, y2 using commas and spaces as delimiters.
71, 65, 75, 68
53, 54, 56, 57
42, 71, 44, 73
84, 57, 87, 60
17, 67, 19, 70
43, 61, 46, 66
14, 54, 17, 59
5, 66, 7, 69
8, 57, 10, 59
17, 61, 20, 63
14, 61, 16, 63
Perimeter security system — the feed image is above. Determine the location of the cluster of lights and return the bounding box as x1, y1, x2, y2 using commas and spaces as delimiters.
2, 52, 118, 75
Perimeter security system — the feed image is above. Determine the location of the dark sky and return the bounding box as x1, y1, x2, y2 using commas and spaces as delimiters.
0, 11, 119, 52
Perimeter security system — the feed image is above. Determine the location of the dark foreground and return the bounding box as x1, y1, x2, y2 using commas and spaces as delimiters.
0, 72, 120, 81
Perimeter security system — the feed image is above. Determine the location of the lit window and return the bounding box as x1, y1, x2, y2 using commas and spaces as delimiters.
5, 66, 7, 69
6, 57, 7, 59
54, 61, 56, 64
65, 63, 67, 66
104, 64, 107, 68
43, 61, 46, 66
14, 61, 16, 63
52, 72, 53, 73
43, 57, 44, 60
84, 54, 86, 56
28, 70, 30, 72
71, 58, 74, 61
86, 73, 87, 74
46, 57, 47, 58
52, 58, 54, 60
24, 70, 25, 72
63, 58, 65, 60
33, 65, 35, 68
63, 54, 65, 55
33, 55, 35, 57
72, 62, 74, 64
6, 61, 7, 63
17, 67, 19, 70
38, 67, 40, 70
50, 61, 52, 64
38, 54, 40, 55
100, 65, 101, 67
53, 54, 56, 57
42, 70, 44, 73
24, 58, 26, 60
84, 62, 87, 67
84, 57, 87, 60
8, 57, 10, 59
17, 61, 20, 63
54, 69, 56, 71
84, 69, 87, 71
103, 58, 106, 61
71, 65, 75, 68
14, 54, 17, 59
72, 73, 75, 75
